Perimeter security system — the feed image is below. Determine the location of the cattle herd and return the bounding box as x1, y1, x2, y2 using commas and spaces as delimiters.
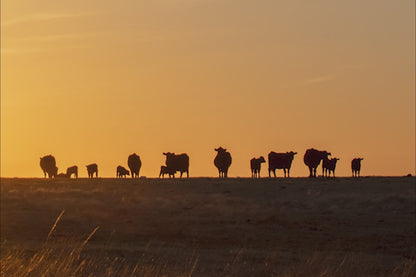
39, 148, 364, 179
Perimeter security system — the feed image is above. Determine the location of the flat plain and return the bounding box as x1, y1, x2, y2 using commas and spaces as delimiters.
1, 177, 415, 276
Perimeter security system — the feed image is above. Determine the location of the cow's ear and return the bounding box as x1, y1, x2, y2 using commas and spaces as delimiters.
163, 152, 167, 155
294, 152, 298, 155
214, 148, 218, 151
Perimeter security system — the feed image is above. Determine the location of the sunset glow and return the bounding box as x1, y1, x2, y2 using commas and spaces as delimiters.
1, 0, 414, 177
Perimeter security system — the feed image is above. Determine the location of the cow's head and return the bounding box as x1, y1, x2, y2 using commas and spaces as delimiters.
259, 156, 266, 163
286, 151, 297, 160
215, 147, 226, 153
163, 152, 175, 159
321, 151, 331, 159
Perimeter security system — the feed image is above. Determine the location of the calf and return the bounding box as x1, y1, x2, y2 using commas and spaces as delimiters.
250, 156, 266, 178
66, 166, 78, 179
159, 165, 176, 178
86, 163, 98, 178
323, 158, 339, 177
351, 158, 363, 177
56, 172, 68, 178
117, 166, 130, 178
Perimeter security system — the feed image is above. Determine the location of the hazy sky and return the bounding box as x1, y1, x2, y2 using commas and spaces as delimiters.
1, 0, 414, 177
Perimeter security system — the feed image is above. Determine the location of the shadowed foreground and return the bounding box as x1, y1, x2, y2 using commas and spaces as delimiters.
1, 177, 415, 276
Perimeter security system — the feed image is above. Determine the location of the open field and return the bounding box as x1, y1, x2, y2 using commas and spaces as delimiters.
1, 177, 415, 276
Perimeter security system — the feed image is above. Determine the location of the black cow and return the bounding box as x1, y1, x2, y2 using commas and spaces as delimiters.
40, 155, 58, 178
351, 158, 363, 177
268, 151, 297, 178
66, 166, 78, 179
86, 163, 98, 178
214, 147, 232, 178
128, 153, 142, 178
303, 148, 331, 177
163, 152, 189, 178
323, 158, 339, 177
117, 165, 130, 178
159, 165, 176, 178
250, 156, 266, 178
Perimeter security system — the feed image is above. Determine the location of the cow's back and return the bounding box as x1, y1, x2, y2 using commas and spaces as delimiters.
87, 163, 98, 172
351, 159, 361, 171
167, 153, 189, 171
128, 154, 142, 172
269, 152, 292, 169
304, 149, 322, 168
40, 155, 56, 171
215, 152, 232, 171
40, 155, 57, 177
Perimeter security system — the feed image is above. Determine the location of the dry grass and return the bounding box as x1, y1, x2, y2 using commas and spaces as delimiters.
1, 177, 415, 276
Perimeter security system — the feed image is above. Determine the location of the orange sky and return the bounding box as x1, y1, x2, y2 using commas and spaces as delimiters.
1, 0, 415, 177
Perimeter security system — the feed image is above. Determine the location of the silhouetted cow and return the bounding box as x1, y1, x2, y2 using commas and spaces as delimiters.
351, 158, 363, 177
303, 148, 331, 177
128, 153, 142, 178
86, 163, 98, 178
163, 152, 189, 178
323, 158, 339, 177
117, 165, 130, 178
214, 147, 232, 178
159, 165, 176, 178
66, 166, 78, 179
250, 156, 266, 178
40, 155, 58, 178
268, 151, 297, 178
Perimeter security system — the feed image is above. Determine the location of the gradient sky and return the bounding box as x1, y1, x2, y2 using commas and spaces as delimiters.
1, 0, 415, 177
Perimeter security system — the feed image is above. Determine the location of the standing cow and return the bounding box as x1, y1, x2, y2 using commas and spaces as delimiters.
250, 156, 266, 178
351, 158, 363, 177
268, 151, 297, 178
323, 158, 339, 177
117, 165, 130, 178
214, 147, 232, 178
303, 148, 331, 178
128, 153, 142, 178
163, 152, 189, 178
40, 155, 58, 178
66, 166, 78, 179
86, 163, 98, 178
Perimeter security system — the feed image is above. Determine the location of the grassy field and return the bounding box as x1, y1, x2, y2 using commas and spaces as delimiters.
1, 177, 415, 276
